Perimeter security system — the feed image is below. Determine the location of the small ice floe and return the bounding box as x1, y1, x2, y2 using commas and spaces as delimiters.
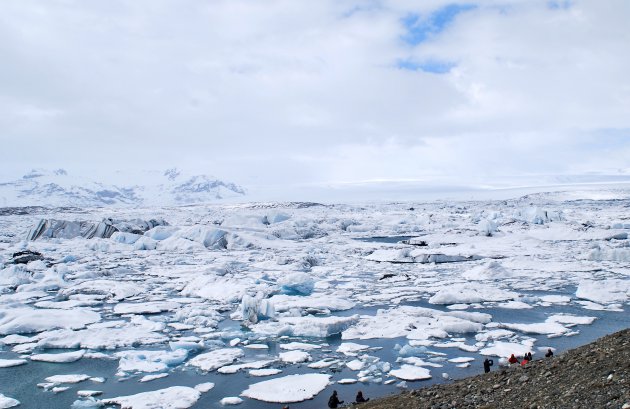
0, 359, 27, 368
346, 359, 365, 371
337, 342, 370, 356
399, 357, 443, 368
194, 382, 215, 393
249, 368, 282, 377
448, 357, 475, 364
220, 397, 243, 405
52, 386, 70, 394
77, 390, 103, 397
479, 341, 531, 358
252, 315, 359, 338
116, 349, 188, 374
31, 349, 86, 363
218, 359, 276, 374
139, 373, 169, 383
187, 348, 244, 371
44, 374, 92, 384
243, 344, 268, 350
279, 350, 310, 364
0, 393, 20, 408
389, 365, 432, 381
241, 374, 331, 403
0, 307, 101, 335
113, 301, 180, 315
70, 397, 102, 408
279, 342, 321, 351
308, 358, 339, 369
101, 386, 201, 409
337, 378, 358, 384
429, 283, 518, 305
576, 279, 630, 304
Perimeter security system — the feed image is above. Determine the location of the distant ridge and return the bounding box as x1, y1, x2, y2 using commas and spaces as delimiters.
0, 168, 246, 207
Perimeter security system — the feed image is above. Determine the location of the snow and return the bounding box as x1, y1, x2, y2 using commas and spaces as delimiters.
101, 386, 201, 409
187, 348, 244, 372
389, 365, 432, 381
240, 374, 331, 403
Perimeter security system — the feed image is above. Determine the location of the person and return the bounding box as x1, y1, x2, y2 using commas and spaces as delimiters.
526, 352, 533, 361
483, 358, 494, 373
356, 390, 369, 403
521, 357, 529, 366
545, 348, 554, 358
508, 354, 520, 364
328, 390, 343, 408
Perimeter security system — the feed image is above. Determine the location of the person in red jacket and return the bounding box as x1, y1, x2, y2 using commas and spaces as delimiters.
508, 354, 520, 364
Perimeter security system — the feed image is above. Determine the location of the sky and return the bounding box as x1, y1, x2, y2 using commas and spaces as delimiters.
1, 0, 630, 195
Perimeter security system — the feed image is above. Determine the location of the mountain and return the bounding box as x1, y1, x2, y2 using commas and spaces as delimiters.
0, 168, 246, 207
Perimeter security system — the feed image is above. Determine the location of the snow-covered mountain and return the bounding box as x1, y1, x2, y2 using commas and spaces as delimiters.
0, 168, 246, 207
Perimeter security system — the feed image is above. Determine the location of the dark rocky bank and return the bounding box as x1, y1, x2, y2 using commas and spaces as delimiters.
348, 328, 630, 409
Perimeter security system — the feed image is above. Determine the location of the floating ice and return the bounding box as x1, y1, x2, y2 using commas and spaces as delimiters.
240, 373, 331, 403
0, 359, 27, 368
279, 350, 310, 364
576, 279, 630, 304
278, 272, 315, 296
337, 342, 370, 356
252, 315, 359, 338
241, 295, 275, 324
462, 261, 515, 281
31, 350, 86, 363
220, 397, 243, 405
218, 359, 275, 374
113, 301, 180, 315
116, 349, 188, 373
0, 393, 19, 409
0, 307, 100, 335
389, 365, 432, 381
45, 374, 91, 384
139, 373, 168, 382
249, 368, 282, 376
279, 342, 321, 351
429, 283, 517, 305
194, 382, 215, 392
479, 341, 532, 358
101, 386, 201, 409
187, 348, 244, 372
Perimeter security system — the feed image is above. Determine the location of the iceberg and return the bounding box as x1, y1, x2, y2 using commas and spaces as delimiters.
241, 373, 331, 403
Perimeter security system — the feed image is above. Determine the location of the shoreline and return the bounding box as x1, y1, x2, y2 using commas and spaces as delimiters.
349, 328, 630, 409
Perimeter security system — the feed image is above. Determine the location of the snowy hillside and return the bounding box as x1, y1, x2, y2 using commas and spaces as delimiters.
0, 168, 245, 207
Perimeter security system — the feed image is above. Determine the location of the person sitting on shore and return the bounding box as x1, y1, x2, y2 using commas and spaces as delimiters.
483, 358, 494, 373
526, 352, 533, 361
508, 354, 520, 364
355, 391, 369, 403
545, 348, 554, 358
328, 390, 343, 408
521, 357, 529, 366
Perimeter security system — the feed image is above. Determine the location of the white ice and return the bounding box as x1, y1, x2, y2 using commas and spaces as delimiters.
241, 373, 331, 403
101, 386, 201, 409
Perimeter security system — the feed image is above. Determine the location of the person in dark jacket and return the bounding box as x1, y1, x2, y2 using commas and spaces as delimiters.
355, 391, 369, 403
545, 348, 554, 358
526, 352, 533, 361
483, 358, 494, 373
328, 390, 343, 408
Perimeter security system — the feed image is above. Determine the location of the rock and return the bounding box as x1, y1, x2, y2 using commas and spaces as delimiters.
519, 375, 529, 382
11, 250, 44, 264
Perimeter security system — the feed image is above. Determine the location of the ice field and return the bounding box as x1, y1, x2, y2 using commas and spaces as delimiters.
1, 189, 629, 408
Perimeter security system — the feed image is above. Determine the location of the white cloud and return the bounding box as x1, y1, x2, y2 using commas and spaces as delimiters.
0, 0, 629, 193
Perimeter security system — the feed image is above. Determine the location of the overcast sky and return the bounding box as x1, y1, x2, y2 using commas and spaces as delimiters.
1, 0, 629, 193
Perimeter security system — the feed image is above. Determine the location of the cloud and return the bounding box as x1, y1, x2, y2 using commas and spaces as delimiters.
0, 0, 629, 193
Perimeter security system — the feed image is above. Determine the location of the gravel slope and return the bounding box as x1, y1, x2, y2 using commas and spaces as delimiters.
348, 328, 630, 409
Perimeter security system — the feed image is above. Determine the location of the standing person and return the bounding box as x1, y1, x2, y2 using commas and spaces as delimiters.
483, 358, 494, 373
545, 348, 554, 358
508, 354, 520, 364
356, 390, 369, 403
328, 390, 343, 408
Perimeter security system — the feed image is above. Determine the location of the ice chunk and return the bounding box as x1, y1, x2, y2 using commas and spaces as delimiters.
101, 386, 201, 409
337, 378, 358, 384
187, 348, 244, 372
252, 315, 359, 338
279, 342, 321, 351
194, 382, 215, 393
218, 360, 275, 374
249, 368, 282, 377
0, 359, 27, 368
139, 373, 168, 382
110, 232, 142, 244
337, 342, 370, 356
429, 283, 517, 305
462, 261, 514, 281
277, 272, 315, 296
279, 350, 310, 364
241, 295, 275, 324
240, 374, 331, 403
389, 365, 432, 381
0, 307, 100, 335
77, 391, 103, 397
45, 374, 91, 384
116, 349, 188, 373
479, 341, 531, 358
144, 226, 180, 241
0, 394, 20, 409
113, 301, 180, 315
220, 397, 243, 405
31, 350, 86, 363
576, 279, 630, 304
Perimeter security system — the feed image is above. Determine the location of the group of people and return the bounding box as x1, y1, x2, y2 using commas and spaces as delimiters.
484, 348, 554, 373
327, 390, 369, 408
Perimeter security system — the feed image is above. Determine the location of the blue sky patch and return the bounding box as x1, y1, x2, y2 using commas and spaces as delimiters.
397, 58, 455, 74
402, 3, 476, 46
547, 0, 573, 10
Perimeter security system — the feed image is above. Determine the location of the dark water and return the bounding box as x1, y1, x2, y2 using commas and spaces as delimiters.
1, 296, 629, 409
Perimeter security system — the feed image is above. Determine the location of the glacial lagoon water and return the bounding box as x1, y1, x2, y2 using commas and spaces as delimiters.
1, 294, 628, 409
